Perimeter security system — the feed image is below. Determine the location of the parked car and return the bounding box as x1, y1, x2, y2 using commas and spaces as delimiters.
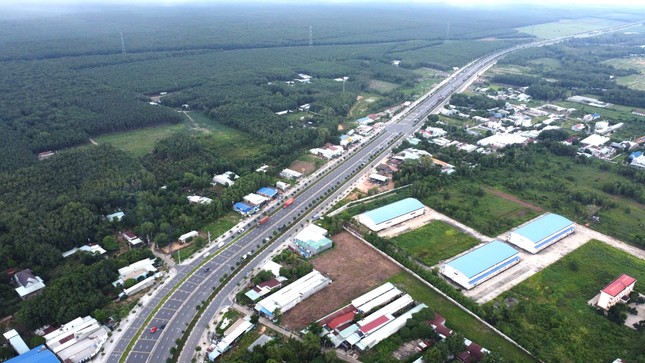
150, 326, 157, 334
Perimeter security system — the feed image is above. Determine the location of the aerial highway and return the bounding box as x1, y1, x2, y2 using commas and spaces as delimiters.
106, 21, 643, 363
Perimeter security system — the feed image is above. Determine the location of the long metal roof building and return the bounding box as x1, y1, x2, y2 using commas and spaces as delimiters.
355, 198, 425, 231
442, 241, 520, 290
507, 213, 574, 253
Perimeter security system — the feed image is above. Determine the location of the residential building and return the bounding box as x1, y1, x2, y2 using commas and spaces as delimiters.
62, 244, 107, 258
122, 231, 143, 247
597, 274, 637, 310
212, 171, 239, 187
44, 316, 109, 363
441, 241, 520, 290
113, 258, 157, 286
369, 174, 389, 184
178, 230, 199, 243
279, 168, 302, 179
3, 329, 29, 355
355, 198, 425, 232
506, 213, 574, 254
244, 277, 287, 301
477, 133, 527, 149
208, 317, 254, 361
294, 224, 333, 258
13, 269, 45, 299
105, 211, 125, 222
187, 195, 213, 205
275, 181, 290, 191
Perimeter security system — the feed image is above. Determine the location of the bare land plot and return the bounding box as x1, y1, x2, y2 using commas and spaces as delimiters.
280, 231, 401, 331
368, 79, 399, 93
288, 155, 321, 176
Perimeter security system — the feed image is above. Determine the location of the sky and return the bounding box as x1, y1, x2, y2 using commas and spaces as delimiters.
0, 0, 643, 6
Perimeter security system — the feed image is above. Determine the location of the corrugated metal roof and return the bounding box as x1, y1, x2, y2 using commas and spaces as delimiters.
512, 213, 573, 244
446, 241, 518, 279
602, 274, 636, 297
4, 345, 60, 363
361, 198, 424, 225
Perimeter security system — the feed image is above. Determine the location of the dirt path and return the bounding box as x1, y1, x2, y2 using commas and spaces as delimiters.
183, 111, 210, 133
483, 186, 544, 212
89, 138, 98, 145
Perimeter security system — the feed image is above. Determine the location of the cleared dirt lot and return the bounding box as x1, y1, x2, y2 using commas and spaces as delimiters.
288, 160, 318, 176
281, 231, 401, 331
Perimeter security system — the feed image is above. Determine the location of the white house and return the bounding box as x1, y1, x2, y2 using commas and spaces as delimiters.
187, 195, 213, 205
279, 168, 302, 179
13, 269, 45, 299
212, 171, 239, 186
179, 230, 199, 243
597, 274, 637, 310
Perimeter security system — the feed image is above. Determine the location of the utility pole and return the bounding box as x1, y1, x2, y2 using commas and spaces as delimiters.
120, 32, 126, 55
309, 25, 313, 47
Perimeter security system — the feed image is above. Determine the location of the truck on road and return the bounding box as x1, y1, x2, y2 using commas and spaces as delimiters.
284, 197, 294, 208
258, 216, 270, 226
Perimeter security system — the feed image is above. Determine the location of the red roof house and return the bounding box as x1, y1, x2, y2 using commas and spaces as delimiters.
597, 274, 637, 310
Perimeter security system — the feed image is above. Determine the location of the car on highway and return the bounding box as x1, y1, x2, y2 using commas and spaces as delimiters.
150, 326, 157, 334
160, 324, 166, 330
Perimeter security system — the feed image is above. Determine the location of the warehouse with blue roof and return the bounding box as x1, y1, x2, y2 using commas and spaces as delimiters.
506, 213, 574, 254
355, 198, 425, 232
441, 241, 520, 290
4, 345, 60, 363
256, 187, 278, 199
233, 202, 257, 216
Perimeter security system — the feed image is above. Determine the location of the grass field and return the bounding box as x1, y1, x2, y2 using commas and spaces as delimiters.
516, 18, 626, 39
202, 212, 241, 239
528, 57, 562, 69
392, 220, 481, 267
488, 240, 645, 362
385, 272, 539, 362
368, 79, 399, 93
189, 112, 272, 161
349, 94, 380, 118
604, 58, 645, 91
421, 183, 541, 237
92, 123, 186, 156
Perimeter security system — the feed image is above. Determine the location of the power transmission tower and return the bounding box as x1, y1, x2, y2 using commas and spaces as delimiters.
309, 25, 313, 47
120, 32, 126, 55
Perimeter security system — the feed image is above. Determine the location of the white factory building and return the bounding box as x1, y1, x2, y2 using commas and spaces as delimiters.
442, 241, 520, 290
355, 198, 425, 232
255, 270, 331, 319
506, 213, 574, 254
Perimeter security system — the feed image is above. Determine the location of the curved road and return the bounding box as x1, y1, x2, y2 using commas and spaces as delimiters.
106, 20, 643, 363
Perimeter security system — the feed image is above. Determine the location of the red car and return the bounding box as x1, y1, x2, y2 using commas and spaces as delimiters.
150, 326, 157, 334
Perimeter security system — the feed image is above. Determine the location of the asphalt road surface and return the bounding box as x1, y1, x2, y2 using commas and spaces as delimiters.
106, 21, 643, 363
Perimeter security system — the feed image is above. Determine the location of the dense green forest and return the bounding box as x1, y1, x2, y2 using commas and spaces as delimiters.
1, 1, 642, 342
